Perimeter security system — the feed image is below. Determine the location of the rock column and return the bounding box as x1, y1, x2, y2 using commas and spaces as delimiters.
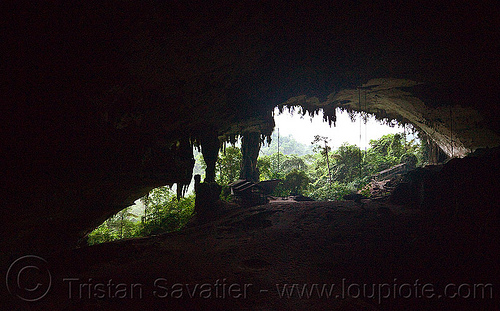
240, 131, 261, 182
200, 131, 220, 183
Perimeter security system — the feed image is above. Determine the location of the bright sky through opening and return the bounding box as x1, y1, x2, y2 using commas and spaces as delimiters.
273, 107, 415, 149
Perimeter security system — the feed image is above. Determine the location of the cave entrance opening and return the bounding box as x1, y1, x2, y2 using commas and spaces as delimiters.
260, 106, 426, 202
85, 103, 451, 246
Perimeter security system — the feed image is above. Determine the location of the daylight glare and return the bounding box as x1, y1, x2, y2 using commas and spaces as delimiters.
272, 107, 413, 149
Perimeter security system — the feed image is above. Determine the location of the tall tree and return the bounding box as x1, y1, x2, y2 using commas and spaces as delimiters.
332, 143, 363, 183
312, 135, 332, 184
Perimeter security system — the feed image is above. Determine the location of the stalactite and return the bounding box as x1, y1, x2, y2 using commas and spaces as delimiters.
173, 138, 195, 200
277, 102, 338, 128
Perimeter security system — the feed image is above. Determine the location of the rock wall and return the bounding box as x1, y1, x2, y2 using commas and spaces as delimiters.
330, 79, 500, 157
390, 147, 500, 220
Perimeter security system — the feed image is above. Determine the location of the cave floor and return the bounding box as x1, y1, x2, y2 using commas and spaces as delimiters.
9, 200, 498, 310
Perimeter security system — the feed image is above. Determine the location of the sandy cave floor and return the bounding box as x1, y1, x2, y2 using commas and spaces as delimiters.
5, 200, 498, 311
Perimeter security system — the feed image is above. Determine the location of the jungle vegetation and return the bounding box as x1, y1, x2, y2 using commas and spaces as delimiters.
88, 132, 423, 245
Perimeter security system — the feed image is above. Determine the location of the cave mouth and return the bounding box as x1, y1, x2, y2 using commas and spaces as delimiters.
87, 104, 433, 245
85, 78, 498, 248
83, 80, 495, 247
259, 105, 430, 201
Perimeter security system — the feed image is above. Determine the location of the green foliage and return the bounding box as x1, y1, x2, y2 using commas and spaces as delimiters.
369, 134, 396, 157
87, 187, 194, 245
281, 169, 310, 196
87, 133, 423, 246
363, 149, 397, 173
219, 185, 233, 202
257, 152, 306, 180
331, 143, 363, 183
312, 135, 332, 176
87, 206, 139, 245
199, 146, 242, 185
87, 223, 117, 245
266, 152, 286, 177
282, 154, 308, 172
389, 133, 405, 158
311, 135, 332, 155
271, 178, 289, 197
257, 155, 273, 180
216, 146, 242, 184
140, 187, 195, 236
307, 181, 354, 201
256, 133, 422, 201
361, 133, 420, 177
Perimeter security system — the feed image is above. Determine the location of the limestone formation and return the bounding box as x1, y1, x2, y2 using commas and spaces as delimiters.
239, 132, 262, 183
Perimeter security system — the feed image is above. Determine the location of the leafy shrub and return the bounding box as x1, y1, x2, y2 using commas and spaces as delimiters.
281, 169, 310, 196
306, 181, 353, 201
140, 192, 195, 236
87, 224, 117, 245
